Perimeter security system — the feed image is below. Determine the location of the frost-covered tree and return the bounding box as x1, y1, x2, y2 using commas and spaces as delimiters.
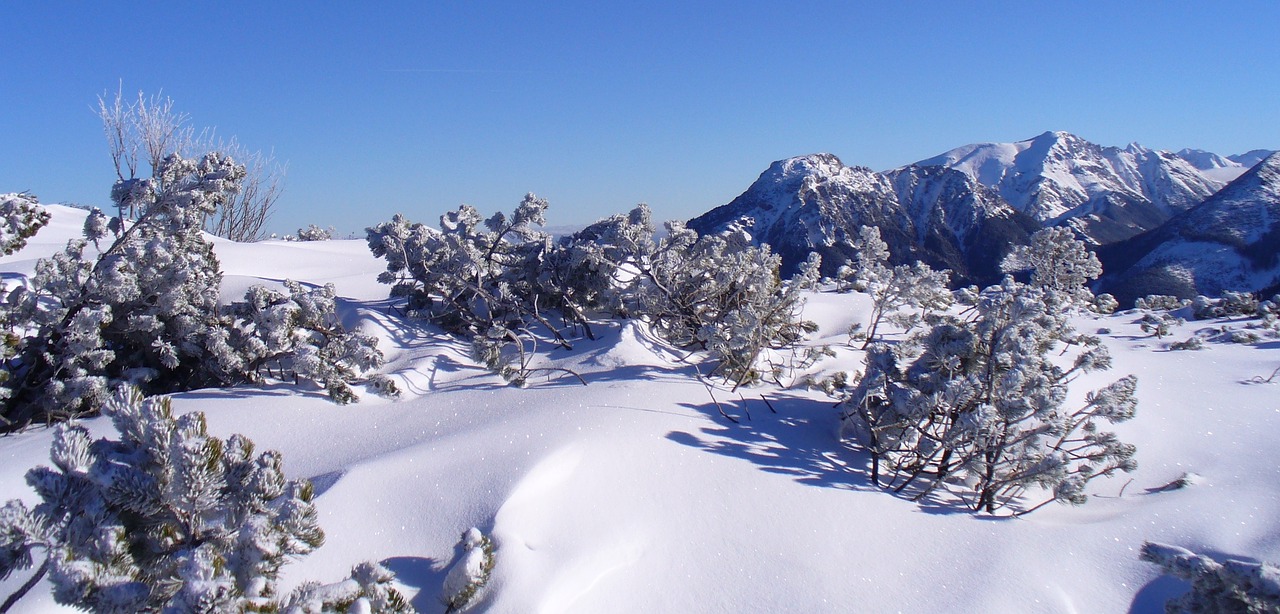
1, 155, 384, 430
98, 87, 281, 241
636, 223, 821, 386
368, 199, 823, 388
837, 226, 951, 349
0, 153, 244, 426
0, 193, 50, 257
295, 224, 335, 242
0, 388, 324, 611
1141, 542, 1280, 613
839, 278, 1138, 515
1001, 226, 1102, 307
216, 281, 394, 404
0, 388, 410, 612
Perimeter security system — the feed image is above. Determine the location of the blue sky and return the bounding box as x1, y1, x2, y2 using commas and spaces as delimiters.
3, 2, 1277, 235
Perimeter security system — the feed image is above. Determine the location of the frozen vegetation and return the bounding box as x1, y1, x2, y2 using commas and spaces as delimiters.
2, 200, 1280, 613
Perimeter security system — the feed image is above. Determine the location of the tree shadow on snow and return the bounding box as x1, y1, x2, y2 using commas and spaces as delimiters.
1128, 575, 1187, 614
664, 392, 871, 491
381, 556, 447, 613
664, 393, 982, 515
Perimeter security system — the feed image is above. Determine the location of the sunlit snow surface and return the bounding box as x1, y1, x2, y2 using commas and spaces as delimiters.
2, 206, 1278, 613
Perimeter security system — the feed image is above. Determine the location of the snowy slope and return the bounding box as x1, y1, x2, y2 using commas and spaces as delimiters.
1100, 152, 1280, 302
3, 206, 1280, 613
917, 132, 1226, 244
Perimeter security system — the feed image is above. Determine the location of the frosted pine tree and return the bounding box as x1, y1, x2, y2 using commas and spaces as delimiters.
0, 387, 326, 611
837, 226, 951, 349
1141, 542, 1280, 613
0, 193, 50, 256
1000, 226, 1102, 308
0, 153, 244, 428
840, 278, 1138, 515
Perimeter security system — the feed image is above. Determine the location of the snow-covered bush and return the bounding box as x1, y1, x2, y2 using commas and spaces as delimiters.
839, 277, 1138, 515
1169, 336, 1205, 351
1140, 542, 1280, 613
0, 153, 244, 427
282, 561, 413, 613
217, 281, 391, 404
367, 194, 583, 386
838, 226, 951, 349
295, 224, 335, 242
441, 528, 495, 612
0, 387, 333, 611
1140, 312, 1184, 339
1000, 226, 1102, 308
1, 155, 385, 431
368, 198, 823, 388
1092, 293, 1119, 315
1136, 294, 1189, 312
1191, 291, 1259, 320
636, 223, 821, 386
0, 193, 50, 256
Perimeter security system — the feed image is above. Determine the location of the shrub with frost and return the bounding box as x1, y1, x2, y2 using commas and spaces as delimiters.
1, 154, 385, 431
369, 198, 823, 388
440, 528, 495, 613
1141, 542, 1280, 613
839, 277, 1138, 515
0, 193, 50, 257
1136, 294, 1189, 312
216, 281, 392, 404
1000, 226, 1102, 308
837, 226, 951, 349
1191, 291, 1260, 320
0, 388, 410, 612
295, 224, 335, 242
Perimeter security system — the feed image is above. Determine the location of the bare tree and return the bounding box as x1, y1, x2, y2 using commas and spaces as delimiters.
97, 86, 282, 240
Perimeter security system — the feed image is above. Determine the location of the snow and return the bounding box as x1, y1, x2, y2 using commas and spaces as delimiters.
4, 207, 1280, 613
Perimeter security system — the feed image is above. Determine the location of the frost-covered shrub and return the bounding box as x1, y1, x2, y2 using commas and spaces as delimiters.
839, 277, 1138, 515
0, 387, 329, 611
1140, 542, 1280, 613
1092, 293, 1119, 315
1140, 312, 1184, 339
217, 281, 389, 404
0, 193, 50, 256
837, 226, 951, 349
0, 153, 244, 427
282, 561, 413, 613
1001, 226, 1102, 308
1169, 337, 1205, 351
1191, 291, 1260, 320
295, 224, 335, 242
1229, 329, 1263, 345
368, 198, 823, 388
441, 528, 495, 612
637, 223, 821, 386
1, 155, 385, 431
1136, 294, 1189, 311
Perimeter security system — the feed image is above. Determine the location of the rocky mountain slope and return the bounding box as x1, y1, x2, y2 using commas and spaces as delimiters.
686, 154, 1037, 285
916, 131, 1225, 244
1097, 152, 1280, 303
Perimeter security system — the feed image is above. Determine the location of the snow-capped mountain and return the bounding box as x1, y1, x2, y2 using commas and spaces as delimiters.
1098, 152, 1280, 303
686, 154, 1037, 285
1174, 147, 1277, 183
916, 131, 1225, 244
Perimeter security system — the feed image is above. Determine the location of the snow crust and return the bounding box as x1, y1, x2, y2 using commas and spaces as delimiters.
3, 207, 1280, 613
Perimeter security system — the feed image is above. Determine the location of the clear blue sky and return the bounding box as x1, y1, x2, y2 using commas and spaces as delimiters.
3, 2, 1277, 236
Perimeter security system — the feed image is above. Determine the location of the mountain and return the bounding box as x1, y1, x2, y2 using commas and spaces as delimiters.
686, 154, 1037, 285
916, 131, 1225, 244
1097, 152, 1280, 304
1230, 149, 1278, 169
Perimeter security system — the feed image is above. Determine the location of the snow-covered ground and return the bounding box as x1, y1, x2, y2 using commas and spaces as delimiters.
2, 206, 1279, 613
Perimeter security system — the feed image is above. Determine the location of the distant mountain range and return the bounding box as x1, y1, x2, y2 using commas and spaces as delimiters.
688, 132, 1276, 298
